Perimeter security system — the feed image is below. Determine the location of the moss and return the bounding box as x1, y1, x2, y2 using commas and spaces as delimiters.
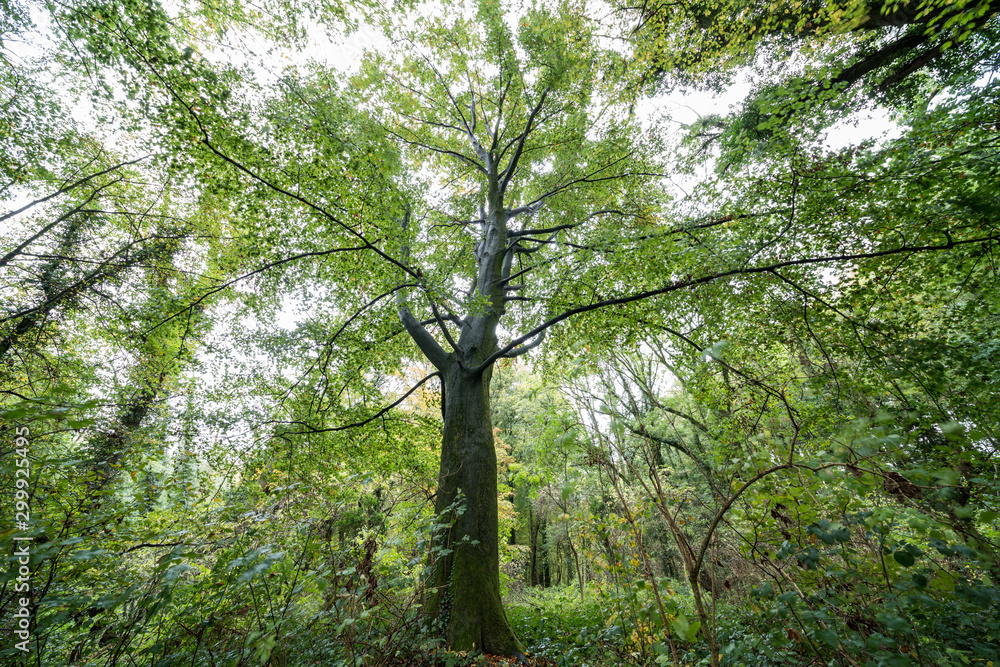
427, 369, 527, 657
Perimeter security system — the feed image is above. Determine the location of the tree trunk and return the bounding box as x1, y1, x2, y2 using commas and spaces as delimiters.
528, 508, 539, 586
564, 529, 585, 602
425, 364, 525, 657
396, 153, 535, 657
541, 519, 551, 588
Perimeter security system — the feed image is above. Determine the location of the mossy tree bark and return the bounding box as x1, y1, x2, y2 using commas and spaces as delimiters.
395, 126, 546, 653
424, 362, 524, 655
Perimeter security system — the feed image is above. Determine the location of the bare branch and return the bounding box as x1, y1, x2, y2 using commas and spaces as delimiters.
117, 38, 418, 280
396, 209, 452, 370
499, 88, 550, 195
500, 329, 545, 358
398, 305, 454, 370
1, 235, 170, 326
140, 245, 370, 335
385, 128, 488, 174
427, 294, 461, 354
509, 222, 578, 238
489, 74, 513, 154
282, 371, 442, 435
0, 177, 125, 269
0, 154, 149, 225
276, 283, 418, 407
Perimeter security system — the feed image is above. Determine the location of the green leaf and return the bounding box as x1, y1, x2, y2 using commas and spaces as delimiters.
814, 627, 839, 647
877, 613, 910, 633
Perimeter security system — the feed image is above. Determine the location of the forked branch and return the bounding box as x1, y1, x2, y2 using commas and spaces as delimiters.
396, 207, 453, 370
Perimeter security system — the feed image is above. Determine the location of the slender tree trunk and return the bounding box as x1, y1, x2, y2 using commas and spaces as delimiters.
541, 520, 551, 588
529, 508, 539, 586
564, 529, 585, 601
425, 364, 525, 656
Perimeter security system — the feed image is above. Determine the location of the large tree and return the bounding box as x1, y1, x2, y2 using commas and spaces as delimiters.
352, 2, 669, 653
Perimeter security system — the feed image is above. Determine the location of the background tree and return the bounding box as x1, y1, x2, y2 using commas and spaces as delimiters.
625, 0, 1000, 104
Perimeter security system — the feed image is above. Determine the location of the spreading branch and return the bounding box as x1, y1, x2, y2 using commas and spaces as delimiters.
0, 154, 149, 225
141, 244, 370, 335
396, 208, 453, 370
499, 88, 550, 195
281, 371, 442, 435
472, 231, 1000, 373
